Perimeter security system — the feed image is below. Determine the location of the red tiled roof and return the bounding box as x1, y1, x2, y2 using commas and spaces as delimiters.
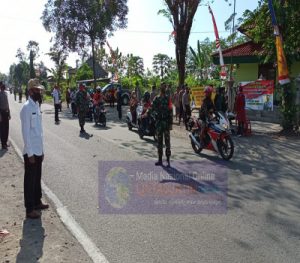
213, 41, 264, 58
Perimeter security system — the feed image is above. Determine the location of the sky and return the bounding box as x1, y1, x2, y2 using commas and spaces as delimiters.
0, 0, 259, 75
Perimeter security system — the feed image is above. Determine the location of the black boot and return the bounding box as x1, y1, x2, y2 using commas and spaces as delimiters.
155, 155, 163, 166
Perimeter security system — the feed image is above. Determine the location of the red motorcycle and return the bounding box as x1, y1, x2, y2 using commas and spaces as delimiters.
188, 112, 234, 160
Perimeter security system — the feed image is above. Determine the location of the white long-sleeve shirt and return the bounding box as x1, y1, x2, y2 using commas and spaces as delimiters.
20, 98, 44, 157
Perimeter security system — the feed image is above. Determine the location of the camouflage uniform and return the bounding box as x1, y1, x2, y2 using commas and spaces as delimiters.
76, 90, 88, 129
149, 95, 172, 160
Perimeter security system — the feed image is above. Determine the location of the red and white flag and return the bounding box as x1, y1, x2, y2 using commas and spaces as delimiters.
208, 5, 227, 80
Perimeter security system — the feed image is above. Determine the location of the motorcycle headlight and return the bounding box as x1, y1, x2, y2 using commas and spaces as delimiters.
222, 123, 229, 130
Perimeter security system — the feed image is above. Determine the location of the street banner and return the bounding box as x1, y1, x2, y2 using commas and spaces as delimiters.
268, 0, 290, 85
208, 5, 227, 80
190, 87, 216, 108
240, 80, 275, 111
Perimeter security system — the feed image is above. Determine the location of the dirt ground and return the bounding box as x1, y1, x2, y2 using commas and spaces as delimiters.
0, 147, 91, 263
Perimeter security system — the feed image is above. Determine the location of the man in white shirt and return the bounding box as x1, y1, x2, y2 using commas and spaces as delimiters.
52, 85, 60, 124
20, 78, 49, 219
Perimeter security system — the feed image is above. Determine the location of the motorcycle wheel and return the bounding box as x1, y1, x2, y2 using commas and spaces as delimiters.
191, 130, 202, 154
217, 136, 234, 161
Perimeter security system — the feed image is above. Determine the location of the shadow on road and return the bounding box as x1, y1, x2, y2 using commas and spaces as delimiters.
16, 218, 45, 263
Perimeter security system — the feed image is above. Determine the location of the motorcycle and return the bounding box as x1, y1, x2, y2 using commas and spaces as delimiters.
126, 104, 143, 130
94, 103, 107, 127
85, 99, 94, 121
188, 112, 234, 160
138, 113, 157, 141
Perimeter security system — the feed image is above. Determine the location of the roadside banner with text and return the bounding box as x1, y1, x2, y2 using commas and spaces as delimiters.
240, 80, 275, 111
190, 87, 216, 108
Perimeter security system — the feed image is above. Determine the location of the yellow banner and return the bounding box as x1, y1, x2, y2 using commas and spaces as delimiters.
190, 87, 216, 107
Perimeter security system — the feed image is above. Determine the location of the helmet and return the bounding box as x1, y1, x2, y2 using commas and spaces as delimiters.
143, 91, 150, 101
96, 86, 101, 92
204, 86, 213, 95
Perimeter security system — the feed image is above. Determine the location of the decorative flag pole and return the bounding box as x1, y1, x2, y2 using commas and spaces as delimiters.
208, 5, 227, 80
106, 41, 119, 82
268, 0, 290, 85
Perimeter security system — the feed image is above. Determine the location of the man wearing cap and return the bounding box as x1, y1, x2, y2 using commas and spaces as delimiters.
0, 82, 11, 150
76, 84, 89, 133
20, 78, 48, 219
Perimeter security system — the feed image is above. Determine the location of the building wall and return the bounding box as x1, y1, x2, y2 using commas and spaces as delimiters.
235, 63, 258, 83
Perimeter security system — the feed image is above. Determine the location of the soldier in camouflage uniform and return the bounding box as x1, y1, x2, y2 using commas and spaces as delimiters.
76, 84, 89, 133
149, 83, 172, 167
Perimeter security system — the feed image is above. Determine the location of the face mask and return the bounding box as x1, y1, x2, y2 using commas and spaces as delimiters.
31, 92, 42, 102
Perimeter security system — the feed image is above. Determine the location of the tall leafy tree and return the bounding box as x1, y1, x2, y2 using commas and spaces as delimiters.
159, 0, 201, 86
47, 44, 68, 87
27, 41, 39, 78
42, 0, 128, 87
126, 54, 144, 78
152, 54, 172, 80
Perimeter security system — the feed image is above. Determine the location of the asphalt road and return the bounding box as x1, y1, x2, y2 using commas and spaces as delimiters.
8, 95, 300, 263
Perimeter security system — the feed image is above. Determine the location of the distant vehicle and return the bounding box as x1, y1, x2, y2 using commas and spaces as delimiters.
101, 83, 131, 105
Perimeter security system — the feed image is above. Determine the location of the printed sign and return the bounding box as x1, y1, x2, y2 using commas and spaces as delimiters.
190, 87, 216, 108
240, 80, 275, 111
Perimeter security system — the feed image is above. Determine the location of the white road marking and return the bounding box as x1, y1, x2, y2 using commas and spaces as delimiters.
9, 138, 109, 263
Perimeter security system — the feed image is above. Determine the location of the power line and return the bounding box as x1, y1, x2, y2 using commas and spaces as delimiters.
116, 30, 228, 34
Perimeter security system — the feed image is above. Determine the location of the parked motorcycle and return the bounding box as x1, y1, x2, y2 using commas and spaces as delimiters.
126, 105, 143, 130
188, 112, 234, 160
94, 103, 106, 127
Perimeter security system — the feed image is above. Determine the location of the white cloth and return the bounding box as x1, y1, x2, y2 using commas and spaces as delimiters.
20, 98, 44, 157
53, 89, 60, 105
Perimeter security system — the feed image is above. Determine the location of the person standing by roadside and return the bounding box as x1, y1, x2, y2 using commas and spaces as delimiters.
0, 82, 11, 150
52, 85, 61, 124
66, 88, 71, 109
182, 86, 191, 130
214, 87, 227, 113
76, 84, 89, 133
13, 86, 17, 101
25, 87, 29, 101
172, 86, 180, 121
18, 86, 23, 103
148, 83, 172, 167
234, 85, 246, 136
178, 85, 185, 125
116, 86, 123, 120
20, 78, 49, 219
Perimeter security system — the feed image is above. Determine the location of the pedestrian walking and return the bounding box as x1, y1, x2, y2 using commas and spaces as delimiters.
182, 86, 191, 130
0, 82, 11, 150
53, 85, 61, 124
116, 86, 123, 120
148, 83, 172, 167
20, 78, 49, 219
76, 84, 89, 133
234, 85, 247, 136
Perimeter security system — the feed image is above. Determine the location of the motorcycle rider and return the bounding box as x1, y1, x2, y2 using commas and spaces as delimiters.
93, 87, 103, 107
199, 86, 215, 147
141, 91, 152, 133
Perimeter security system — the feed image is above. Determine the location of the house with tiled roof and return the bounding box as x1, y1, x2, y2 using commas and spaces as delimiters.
212, 34, 300, 84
